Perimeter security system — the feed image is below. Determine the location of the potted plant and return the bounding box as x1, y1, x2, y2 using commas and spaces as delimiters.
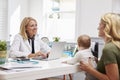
53, 37, 60, 42
0, 40, 7, 64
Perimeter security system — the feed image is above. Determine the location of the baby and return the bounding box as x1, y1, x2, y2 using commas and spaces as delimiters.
63, 34, 96, 67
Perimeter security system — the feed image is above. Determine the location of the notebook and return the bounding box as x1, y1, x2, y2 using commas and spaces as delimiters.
33, 42, 66, 60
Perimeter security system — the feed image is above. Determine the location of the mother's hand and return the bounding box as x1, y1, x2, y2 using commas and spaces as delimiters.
80, 58, 94, 72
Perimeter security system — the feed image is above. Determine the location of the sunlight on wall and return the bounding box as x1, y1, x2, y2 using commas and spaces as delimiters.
10, 5, 20, 44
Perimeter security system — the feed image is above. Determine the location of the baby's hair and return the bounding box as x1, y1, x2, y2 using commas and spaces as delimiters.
77, 35, 91, 49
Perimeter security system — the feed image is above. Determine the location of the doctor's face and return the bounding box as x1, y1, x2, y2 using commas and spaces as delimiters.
26, 20, 37, 37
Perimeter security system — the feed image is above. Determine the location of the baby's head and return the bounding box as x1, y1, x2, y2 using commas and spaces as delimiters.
77, 35, 91, 49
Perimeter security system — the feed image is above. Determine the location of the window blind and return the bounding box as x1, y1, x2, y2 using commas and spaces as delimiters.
0, 0, 8, 40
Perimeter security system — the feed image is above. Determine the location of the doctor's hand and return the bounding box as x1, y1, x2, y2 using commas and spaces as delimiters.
35, 51, 48, 58
28, 51, 48, 58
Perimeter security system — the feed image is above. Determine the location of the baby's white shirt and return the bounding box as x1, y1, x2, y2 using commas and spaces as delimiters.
66, 48, 96, 68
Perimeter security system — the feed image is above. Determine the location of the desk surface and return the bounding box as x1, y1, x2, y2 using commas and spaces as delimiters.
0, 57, 81, 80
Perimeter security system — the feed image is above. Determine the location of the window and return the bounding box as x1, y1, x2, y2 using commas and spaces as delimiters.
42, 0, 76, 42
0, 0, 8, 40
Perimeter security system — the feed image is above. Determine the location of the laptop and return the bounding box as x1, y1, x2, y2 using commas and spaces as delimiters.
33, 42, 66, 61
47, 42, 66, 60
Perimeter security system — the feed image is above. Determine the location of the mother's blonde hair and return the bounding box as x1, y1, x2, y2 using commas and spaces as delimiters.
101, 13, 120, 48
19, 17, 37, 40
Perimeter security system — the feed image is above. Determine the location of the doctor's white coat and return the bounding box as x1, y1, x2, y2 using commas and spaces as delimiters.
9, 34, 51, 58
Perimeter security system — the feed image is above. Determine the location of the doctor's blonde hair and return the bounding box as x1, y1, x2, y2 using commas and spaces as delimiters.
19, 17, 37, 40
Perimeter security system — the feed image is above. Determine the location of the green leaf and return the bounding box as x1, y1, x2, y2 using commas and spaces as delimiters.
0, 40, 7, 51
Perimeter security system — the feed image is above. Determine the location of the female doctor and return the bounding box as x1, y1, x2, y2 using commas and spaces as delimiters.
9, 17, 51, 58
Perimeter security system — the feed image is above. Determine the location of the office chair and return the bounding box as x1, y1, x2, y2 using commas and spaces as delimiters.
91, 42, 99, 63
63, 74, 72, 80
41, 37, 49, 43
91, 42, 99, 58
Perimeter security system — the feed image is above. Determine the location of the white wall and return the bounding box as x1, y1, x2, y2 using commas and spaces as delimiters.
8, 0, 29, 42
75, 0, 113, 40
112, 0, 120, 13
8, 0, 43, 42
75, 0, 120, 60
29, 0, 43, 35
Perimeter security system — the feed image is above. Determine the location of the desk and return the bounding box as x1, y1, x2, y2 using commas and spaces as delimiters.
0, 58, 81, 80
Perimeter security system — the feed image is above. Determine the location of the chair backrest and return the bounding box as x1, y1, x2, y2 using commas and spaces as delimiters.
72, 45, 78, 56
41, 37, 49, 43
91, 42, 99, 58
67, 42, 99, 59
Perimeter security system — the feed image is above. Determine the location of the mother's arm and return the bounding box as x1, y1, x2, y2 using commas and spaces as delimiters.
80, 61, 119, 80
105, 63, 119, 80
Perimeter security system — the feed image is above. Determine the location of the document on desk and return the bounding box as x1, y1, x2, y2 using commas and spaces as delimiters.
0, 60, 41, 72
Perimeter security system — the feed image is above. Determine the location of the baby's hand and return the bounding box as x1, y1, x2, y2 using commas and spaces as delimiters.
62, 61, 67, 64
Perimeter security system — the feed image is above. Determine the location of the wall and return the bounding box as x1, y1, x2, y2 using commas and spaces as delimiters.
75, 0, 120, 59
112, 0, 120, 12
75, 0, 112, 40
29, 0, 43, 35
8, 0, 29, 42
8, 0, 43, 42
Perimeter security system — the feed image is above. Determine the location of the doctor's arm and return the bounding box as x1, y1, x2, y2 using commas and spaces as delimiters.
9, 35, 28, 58
28, 40, 51, 58
39, 40, 51, 56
